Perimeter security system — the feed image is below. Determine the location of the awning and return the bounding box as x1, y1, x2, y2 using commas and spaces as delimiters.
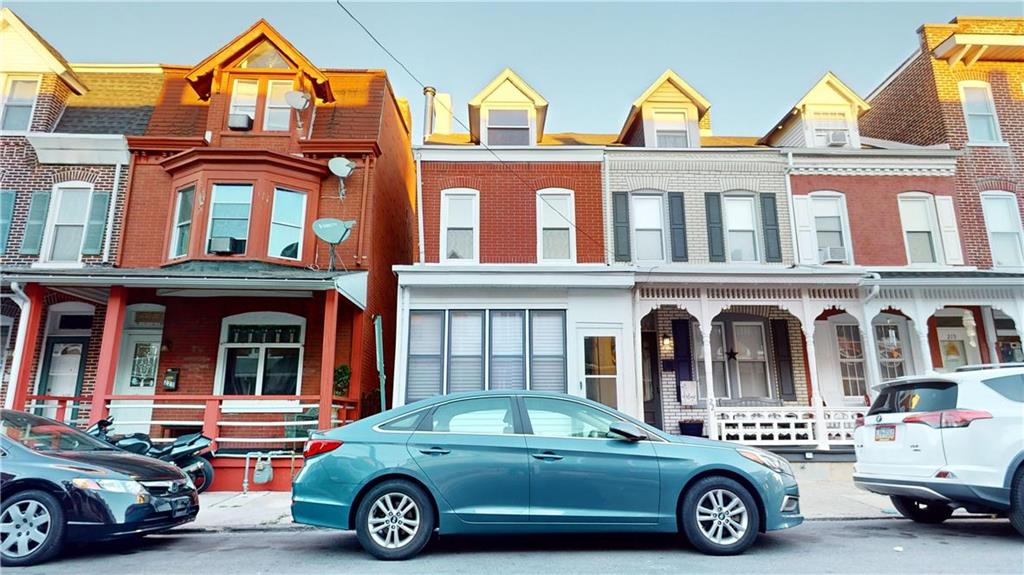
933, 33, 1024, 66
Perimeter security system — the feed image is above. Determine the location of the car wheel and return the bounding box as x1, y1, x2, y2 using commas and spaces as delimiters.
0, 490, 66, 567
1010, 467, 1024, 537
182, 456, 215, 494
890, 495, 954, 524
681, 476, 760, 555
355, 480, 435, 560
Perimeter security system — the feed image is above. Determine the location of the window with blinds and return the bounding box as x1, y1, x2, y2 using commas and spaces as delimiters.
406, 311, 444, 401
448, 311, 484, 393
530, 311, 567, 393
490, 310, 526, 390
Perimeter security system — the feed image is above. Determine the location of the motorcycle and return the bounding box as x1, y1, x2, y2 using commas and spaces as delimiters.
86, 418, 216, 493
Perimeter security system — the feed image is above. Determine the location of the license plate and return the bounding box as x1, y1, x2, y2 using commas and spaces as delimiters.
171, 497, 190, 518
875, 425, 896, 442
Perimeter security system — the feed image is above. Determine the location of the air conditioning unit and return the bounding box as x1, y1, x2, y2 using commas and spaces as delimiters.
208, 237, 246, 255
818, 246, 847, 264
827, 130, 849, 147
227, 113, 254, 131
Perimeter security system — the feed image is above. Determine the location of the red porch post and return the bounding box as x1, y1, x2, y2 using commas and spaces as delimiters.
318, 290, 339, 430
90, 286, 127, 424
348, 308, 365, 419
11, 283, 44, 412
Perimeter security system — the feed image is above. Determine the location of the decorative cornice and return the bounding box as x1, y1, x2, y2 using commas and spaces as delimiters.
298, 139, 380, 158
158, 148, 329, 177
127, 136, 208, 153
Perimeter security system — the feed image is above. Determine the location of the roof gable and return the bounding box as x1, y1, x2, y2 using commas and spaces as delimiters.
0, 8, 86, 94
759, 71, 869, 144
468, 68, 548, 142
616, 69, 710, 143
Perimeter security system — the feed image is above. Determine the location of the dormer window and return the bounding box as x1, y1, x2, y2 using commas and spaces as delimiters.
264, 80, 293, 131
811, 111, 850, 147
654, 110, 689, 148
486, 109, 530, 146
227, 77, 294, 132
229, 79, 259, 121
1, 76, 39, 131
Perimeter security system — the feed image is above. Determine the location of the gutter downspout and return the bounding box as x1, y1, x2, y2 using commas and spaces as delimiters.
783, 151, 800, 264
602, 150, 611, 264
4, 283, 31, 410
102, 162, 123, 263
415, 150, 425, 264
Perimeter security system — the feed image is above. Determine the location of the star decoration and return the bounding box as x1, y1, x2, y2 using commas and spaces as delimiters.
726, 349, 739, 361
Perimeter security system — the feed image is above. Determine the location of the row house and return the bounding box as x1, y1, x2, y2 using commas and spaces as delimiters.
1, 14, 416, 490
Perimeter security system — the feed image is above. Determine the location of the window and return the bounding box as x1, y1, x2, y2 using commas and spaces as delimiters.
379, 411, 425, 431
724, 196, 758, 262
812, 196, 847, 262
981, 192, 1024, 268
733, 323, 770, 398
428, 397, 516, 434
406, 311, 444, 402
486, 109, 530, 146
239, 42, 290, 69
530, 311, 567, 393
582, 335, 616, 408
1, 76, 38, 131
440, 190, 478, 262
982, 374, 1024, 403
537, 191, 574, 262
263, 80, 293, 131
960, 82, 1001, 144
268, 188, 305, 260
524, 397, 619, 439
43, 185, 92, 262
218, 313, 304, 396
874, 323, 907, 381
207, 184, 253, 254
490, 310, 526, 390
897, 195, 940, 264
811, 111, 850, 147
632, 195, 665, 261
170, 186, 194, 258
867, 381, 957, 416
229, 79, 259, 121
694, 323, 730, 399
654, 110, 688, 148
835, 325, 867, 397
447, 311, 484, 393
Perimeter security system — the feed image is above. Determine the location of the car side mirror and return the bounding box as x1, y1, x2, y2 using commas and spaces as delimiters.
608, 421, 647, 442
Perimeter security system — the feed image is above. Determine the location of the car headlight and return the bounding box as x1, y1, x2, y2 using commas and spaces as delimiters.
72, 478, 148, 496
738, 449, 794, 476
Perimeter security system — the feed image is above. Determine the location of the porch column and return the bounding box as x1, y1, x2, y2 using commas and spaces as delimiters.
90, 285, 127, 424
914, 326, 934, 374
318, 290, 340, 430
9, 283, 44, 411
348, 308, 366, 418
802, 325, 829, 451
700, 323, 717, 440
980, 306, 999, 364
858, 315, 882, 400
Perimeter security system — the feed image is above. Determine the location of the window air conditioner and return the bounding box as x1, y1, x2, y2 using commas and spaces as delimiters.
818, 246, 847, 264
208, 237, 246, 255
827, 131, 849, 147
227, 114, 254, 131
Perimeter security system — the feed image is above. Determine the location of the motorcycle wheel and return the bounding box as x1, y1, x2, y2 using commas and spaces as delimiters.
182, 456, 215, 494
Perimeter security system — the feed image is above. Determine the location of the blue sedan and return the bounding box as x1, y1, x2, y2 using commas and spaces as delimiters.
292, 391, 802, 559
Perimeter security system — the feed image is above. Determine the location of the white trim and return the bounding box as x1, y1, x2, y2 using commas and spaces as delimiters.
439, 188, 479, 264
480, 105, 534, 147
980, 191, 1024, 269
535, 188, 576, 264
169, 185, 194, 260
694, 321, 732, 400
722, 193, 760, 264
262, 79, 294, 132
0, 73, 41, 134
213, 311, 306, 412
24, 133, 130, 165
414, 146, 605, 162
650, 108, 692, 149
958, 81, 1003, 145
832, 321, 869, 398
40, 181, 94, 265
730, 320, 773, 399
228, 78, 258, 121
267, 187, 307, 262
805, 191, 855, 265
630, 192, 667, 264
897, 192, 944, 266
205, 183, 253, 256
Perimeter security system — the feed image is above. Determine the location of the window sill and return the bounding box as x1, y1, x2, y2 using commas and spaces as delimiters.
30, 261, 85, 269
965, 141, 1009, 148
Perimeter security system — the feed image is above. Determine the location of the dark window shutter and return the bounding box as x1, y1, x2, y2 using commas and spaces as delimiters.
81, 191, 111, 255
20, 192, 50, 255
760, 193, 782, 263
0, 190, 15, 255
668, 193, 688, 262
705, 192, 725, 263
612, 192, 631, 262
672, 319, 693, 402
771, 319, 795, 400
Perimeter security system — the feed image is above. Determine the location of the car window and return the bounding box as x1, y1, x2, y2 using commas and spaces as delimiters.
428, 397, 516, 434
1, 410, 114, 452
982, 374, 1024, 403
380, 411, 424, 431
867, 381, 958, 416
524, 397, 620, 439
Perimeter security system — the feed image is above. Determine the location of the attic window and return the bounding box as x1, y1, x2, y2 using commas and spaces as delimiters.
486, 109, 530, 146
811, 111, 850, 147
239, 42, 290, 69
653, 110, 689, 148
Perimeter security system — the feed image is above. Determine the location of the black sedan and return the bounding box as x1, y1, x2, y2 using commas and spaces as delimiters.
0, 409, 199, 566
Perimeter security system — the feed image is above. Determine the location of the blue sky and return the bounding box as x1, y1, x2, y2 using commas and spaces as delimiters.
8, 1, 1022, 140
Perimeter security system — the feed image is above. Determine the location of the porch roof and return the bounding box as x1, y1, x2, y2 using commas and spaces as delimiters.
865, 269, 1024, 286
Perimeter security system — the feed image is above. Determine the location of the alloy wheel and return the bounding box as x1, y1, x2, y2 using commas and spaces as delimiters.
695, 488, 748, 546
367, 492, 420, 550
0, 500, 52, 558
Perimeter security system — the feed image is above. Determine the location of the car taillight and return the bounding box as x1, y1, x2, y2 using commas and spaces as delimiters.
303, 439, 343, 458
902, 409, 992, 429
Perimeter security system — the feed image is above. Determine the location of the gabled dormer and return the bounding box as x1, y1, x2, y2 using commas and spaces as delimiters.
760, 72, 869, 149
615, 69, 711, 149
0, 8, 87, 133
468, 68, 547, 146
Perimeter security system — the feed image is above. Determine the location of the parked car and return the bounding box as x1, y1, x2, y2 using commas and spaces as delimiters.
292, 391, 802, 560
853, 366, 1024, 535
0, 410, 200, 567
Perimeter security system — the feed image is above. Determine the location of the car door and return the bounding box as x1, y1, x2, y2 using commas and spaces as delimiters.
408, 396, 529, 523
521, 396, 660, 524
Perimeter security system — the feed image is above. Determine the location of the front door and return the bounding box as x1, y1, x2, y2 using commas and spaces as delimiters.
37, 337, 88, 422
579, 331, 619, 409
641, 332, 662, 429
109, 333, 161, 434
936, 327, 981, 372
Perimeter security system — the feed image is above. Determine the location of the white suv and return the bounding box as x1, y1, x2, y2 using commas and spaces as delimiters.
853, 365, 1024, 535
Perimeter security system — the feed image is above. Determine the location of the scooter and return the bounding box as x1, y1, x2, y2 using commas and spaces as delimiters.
86, 418, 216, 493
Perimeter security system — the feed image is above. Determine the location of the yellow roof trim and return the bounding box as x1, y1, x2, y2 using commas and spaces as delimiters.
467, 67, 548, 143
0, 8, 88, 94
616, 69, 711, 143
758, 71, 869, 145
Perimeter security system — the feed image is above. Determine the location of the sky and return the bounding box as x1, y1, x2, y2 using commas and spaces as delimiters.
7, 1, 1022, 141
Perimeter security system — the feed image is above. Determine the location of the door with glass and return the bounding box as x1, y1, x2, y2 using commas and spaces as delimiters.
729, 322, 771, 399
36, 337, 88, 422
110, 333, 161, 434
578, 331, 618, 409
936, 328, 981, 372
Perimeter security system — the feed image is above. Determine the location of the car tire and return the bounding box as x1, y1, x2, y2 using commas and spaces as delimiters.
355, 480, 435, 560
1010, 466, 1024, 537
0, 490, 66, 567
890, 495, 954, 524
680, 476, 761, 556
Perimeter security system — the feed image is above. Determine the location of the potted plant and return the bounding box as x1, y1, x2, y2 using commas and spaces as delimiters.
333, 364, 351, 397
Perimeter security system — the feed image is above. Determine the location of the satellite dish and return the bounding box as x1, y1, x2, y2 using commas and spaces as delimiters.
328, 157, 357, 199
312, 218, 355, 271
284, 90, 311, 111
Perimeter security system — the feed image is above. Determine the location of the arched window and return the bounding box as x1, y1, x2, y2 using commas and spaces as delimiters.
215, 312, 305, 397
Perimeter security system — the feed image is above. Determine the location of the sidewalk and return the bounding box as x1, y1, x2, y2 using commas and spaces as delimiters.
182, 462, 898, 532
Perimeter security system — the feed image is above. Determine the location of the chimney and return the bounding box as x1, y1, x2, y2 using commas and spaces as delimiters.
423, 86, 436, 139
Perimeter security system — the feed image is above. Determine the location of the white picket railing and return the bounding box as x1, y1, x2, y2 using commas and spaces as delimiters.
715, 406, 866, 448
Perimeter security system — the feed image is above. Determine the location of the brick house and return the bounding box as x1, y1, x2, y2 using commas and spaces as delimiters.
1, 17, 416, 490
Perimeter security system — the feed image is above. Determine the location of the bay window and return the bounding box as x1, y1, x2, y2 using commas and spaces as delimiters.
724, 196, 758, 262
632, 195, 665, 262
959, 82, 1001, 144
207, 184, 253, 254
170, 186, 194, 259
268, 188, 305, 260
537, 190, 574, 262
217, 313, 304, 396
1, 76, 39, 131
981, 192, 1024, 268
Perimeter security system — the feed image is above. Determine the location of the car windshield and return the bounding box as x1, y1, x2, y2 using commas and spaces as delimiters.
1, 410, 115, 452
867, 381, 958, 416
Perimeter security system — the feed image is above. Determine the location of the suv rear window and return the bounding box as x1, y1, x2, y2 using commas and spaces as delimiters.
982, 374, 1024, 403
867, 381, 957, 416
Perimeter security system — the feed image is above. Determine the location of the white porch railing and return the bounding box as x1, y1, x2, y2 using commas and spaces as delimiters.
715, 406, 866, 448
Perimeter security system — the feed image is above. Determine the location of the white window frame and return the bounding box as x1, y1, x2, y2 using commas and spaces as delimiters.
897, 192, 943, 266
0, 74, 41, 133
731, 321, 773, 399
206, 183, 253, 256
535, 188, 576, 264
808, 191, 854, 264
653, 109, 690, 148
631, 193, 667, 263
481, 106, 533, 147
263, 79, 294, 132
694, 321, 733, 401
169, 185, 194, 259
268, 187, 307, 261
833, 323, 867, 398
981, 191, 1024, 269
39, 181, 94, 265
228, 78, 259, 121
440, 188, 480, 264
214, 311, 306, 411
808, 108, 853, 148
722, 194, 760, 263
958, 81, 1003, 145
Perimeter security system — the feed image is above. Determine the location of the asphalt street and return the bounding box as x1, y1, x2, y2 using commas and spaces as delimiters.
8, 517, 1024, 574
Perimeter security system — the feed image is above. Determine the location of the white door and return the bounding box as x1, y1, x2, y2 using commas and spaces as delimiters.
109, 333, 162, 434
936, 327, 982, 372
39, 340, 87, 422
578, 330, 619, 410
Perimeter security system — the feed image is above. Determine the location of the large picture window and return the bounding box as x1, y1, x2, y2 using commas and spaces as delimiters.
217, 312, 304, 396
268, 188, 305, 260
